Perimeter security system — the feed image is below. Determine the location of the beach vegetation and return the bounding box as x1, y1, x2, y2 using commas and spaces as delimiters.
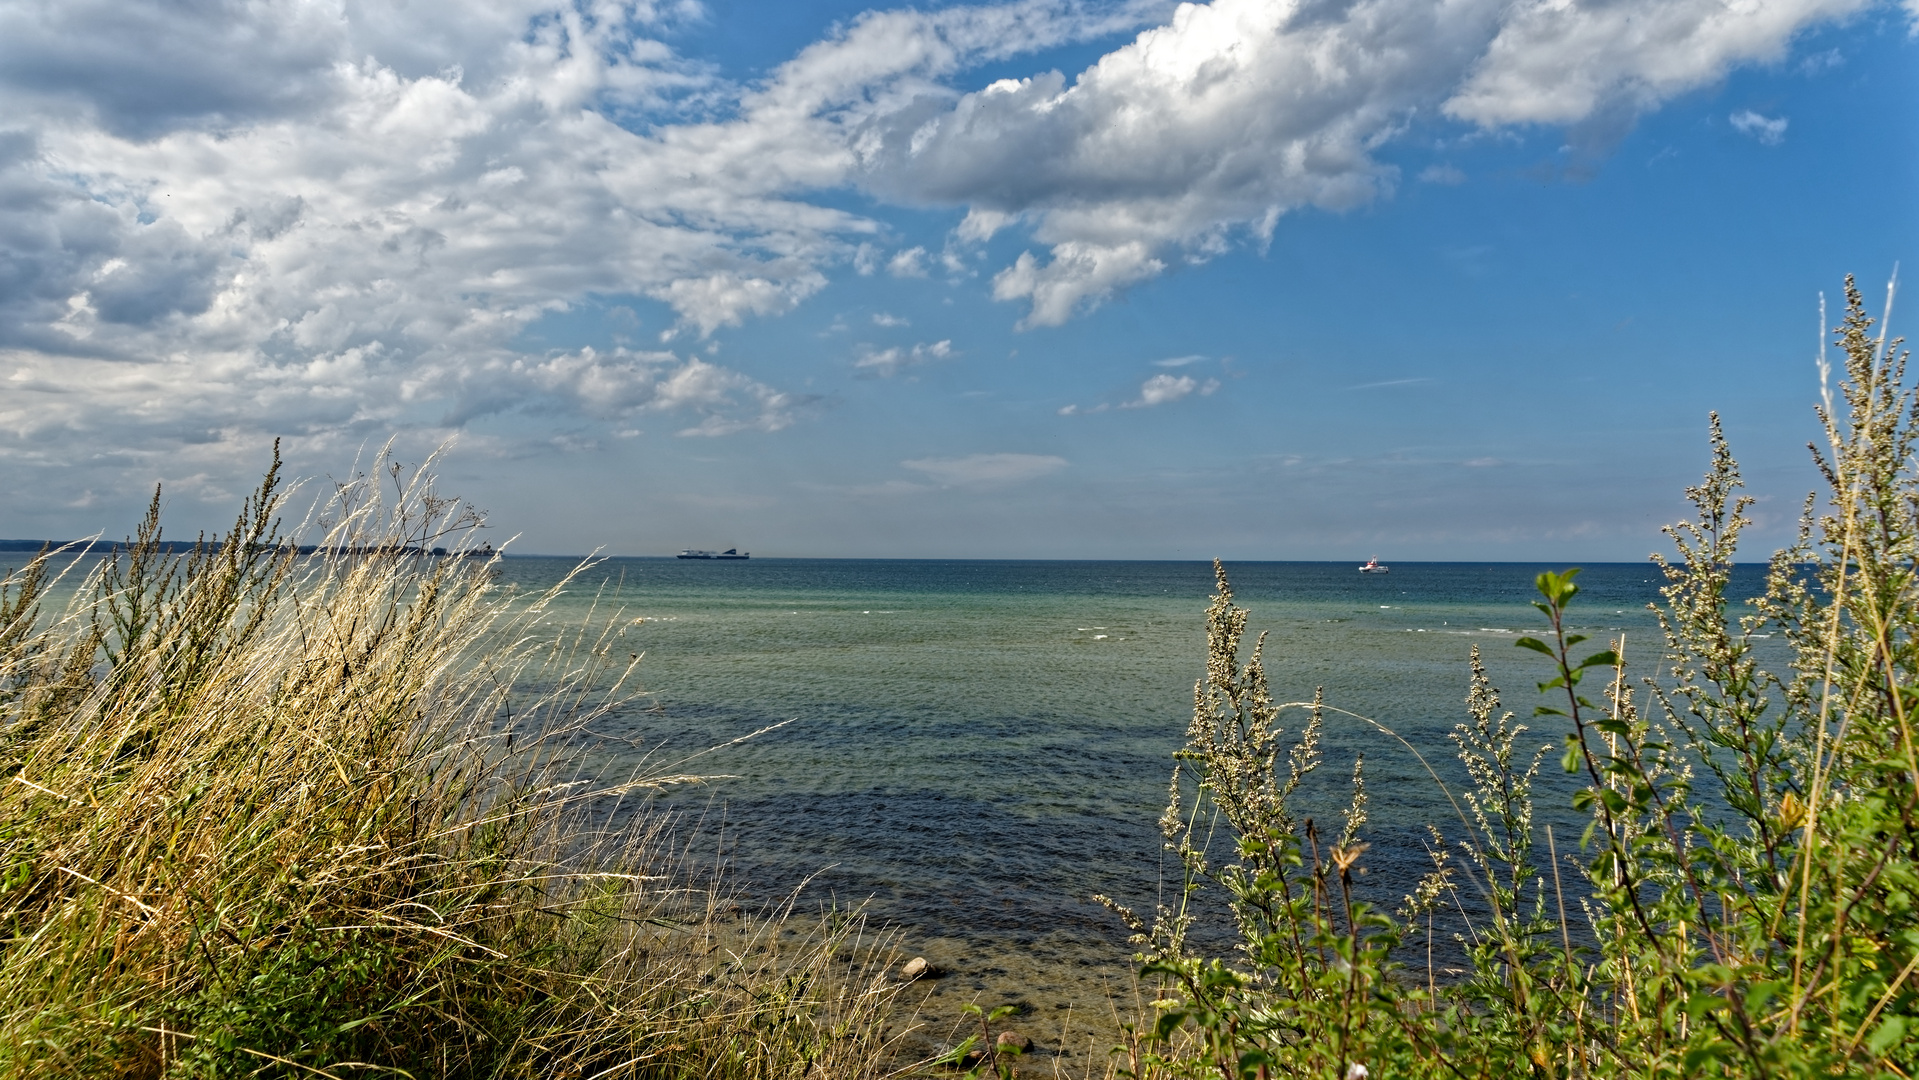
0, 448, 904, 1079
1111, 276, 1918, 1078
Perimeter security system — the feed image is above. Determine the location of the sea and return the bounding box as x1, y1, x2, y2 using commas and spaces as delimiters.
3, 548, 1772, 1052
494, 557, 1776, 1054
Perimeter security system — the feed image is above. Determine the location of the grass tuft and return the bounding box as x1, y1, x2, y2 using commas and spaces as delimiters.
0, 444, 906, 1080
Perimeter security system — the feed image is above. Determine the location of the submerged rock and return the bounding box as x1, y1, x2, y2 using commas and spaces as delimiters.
996, 1030, 1033, 1053
899, 955, 940, 981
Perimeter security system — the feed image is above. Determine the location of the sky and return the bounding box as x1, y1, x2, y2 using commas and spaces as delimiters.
0, 0, 1915, 560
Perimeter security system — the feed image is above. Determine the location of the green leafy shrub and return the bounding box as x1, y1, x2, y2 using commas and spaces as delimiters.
1114, 277, 1918, 1079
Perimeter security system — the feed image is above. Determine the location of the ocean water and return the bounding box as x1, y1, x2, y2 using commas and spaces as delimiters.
495, 557, 1771, 1039
8, 550, 1775, 1047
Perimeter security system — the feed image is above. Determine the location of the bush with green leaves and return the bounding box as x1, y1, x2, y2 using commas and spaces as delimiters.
1111, 277, 1918, 1079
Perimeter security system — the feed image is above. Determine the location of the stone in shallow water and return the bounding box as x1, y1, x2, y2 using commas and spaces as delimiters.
900, 955, 940, 981
996, 1030, 1033, 1053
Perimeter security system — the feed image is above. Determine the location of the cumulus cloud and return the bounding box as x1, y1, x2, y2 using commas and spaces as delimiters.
1060, 368, 1218, 413
887, 246, 930, 277
0, 0, 1171, 482
853, 338, 954, 377
1444, 0, 1863, 127
0, 0, 1886, 502
856, 0, 1875, 324
1124, 372, 1218, 408
901, 452, 1067, 485
1730, 109, 1789, 144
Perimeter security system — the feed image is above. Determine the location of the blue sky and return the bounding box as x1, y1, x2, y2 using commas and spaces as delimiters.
0, 0, 1913, 559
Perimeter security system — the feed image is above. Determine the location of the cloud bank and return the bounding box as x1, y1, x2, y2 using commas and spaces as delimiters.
858, 0, 1874, 324
0, 0, 1889, 500
902, 452, 1069, 485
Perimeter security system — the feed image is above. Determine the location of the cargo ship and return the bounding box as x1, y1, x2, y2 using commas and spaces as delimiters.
678, 548, 749, 559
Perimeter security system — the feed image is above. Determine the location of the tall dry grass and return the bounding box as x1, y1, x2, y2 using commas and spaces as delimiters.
0, 448, 906, 1079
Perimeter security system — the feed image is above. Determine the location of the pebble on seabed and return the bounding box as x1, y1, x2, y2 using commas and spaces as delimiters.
996, 1030, 1033, 1053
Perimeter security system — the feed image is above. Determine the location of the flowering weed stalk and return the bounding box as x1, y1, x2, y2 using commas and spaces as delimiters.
1113, 277, 1917, 1079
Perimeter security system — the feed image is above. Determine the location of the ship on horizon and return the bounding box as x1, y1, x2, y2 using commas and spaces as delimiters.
678, 548, 749, 560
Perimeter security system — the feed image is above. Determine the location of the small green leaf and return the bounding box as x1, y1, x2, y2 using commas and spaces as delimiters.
937, 1035, 981, 1066
1868, 1014, 1907, 1057
1683, 1043, 1728, 1071
1514, 636, 1555, 656
1578, 649, 1619, 669
1744, 980, 1784, 1014
1683, 992, 1724, 1020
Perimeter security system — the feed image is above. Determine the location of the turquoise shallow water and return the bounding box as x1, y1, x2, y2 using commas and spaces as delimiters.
498, 558, 1770, 960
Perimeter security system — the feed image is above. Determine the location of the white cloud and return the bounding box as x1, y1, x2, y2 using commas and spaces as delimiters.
853, 338, 954, 377
0, 0, 1885, 502
1730, 109, 1789, 144
0, 0, 1163, 492
1445, 0, 1865, 127
1153, 354, 1207, 367
862, 0, 1873, 324
1798, 47, 1845, 73
1123, 372, 1219, 408
872, 311, 910, 327
901, 452, 1067, 485
992, 243, 1165, 328
887, 246, 930, 277
1348, 376, 1435, 390
1419, 164, 1467, 185
1061, 368, 1219, 414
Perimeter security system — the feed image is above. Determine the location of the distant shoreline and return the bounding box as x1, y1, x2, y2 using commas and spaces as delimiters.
0, 542, 1777, 565
0, 539, 483, 557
